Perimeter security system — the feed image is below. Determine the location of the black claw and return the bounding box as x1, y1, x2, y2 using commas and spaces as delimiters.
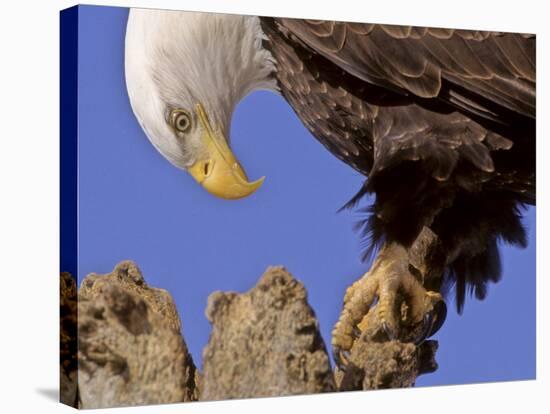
415, 300, 448, 345
333, 346, 350, 371
382, 321, 397, 340
415, 313, 434, 345
428, 300, 447, 337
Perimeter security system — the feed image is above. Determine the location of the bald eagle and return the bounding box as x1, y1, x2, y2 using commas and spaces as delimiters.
125, 10, 535, 367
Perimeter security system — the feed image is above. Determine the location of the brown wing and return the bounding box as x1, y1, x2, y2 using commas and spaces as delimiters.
261, 18, 535, 312
275, 19, 535, 123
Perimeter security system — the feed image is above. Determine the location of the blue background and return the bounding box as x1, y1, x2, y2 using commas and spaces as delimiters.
76, 5, 536, 386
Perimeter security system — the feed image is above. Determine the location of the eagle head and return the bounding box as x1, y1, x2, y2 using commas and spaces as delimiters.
124, 9, 276, 199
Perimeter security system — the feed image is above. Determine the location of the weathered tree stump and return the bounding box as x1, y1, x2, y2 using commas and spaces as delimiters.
61, 256, 443, 407
201, 266, 335, 400
71, 261, 198, 408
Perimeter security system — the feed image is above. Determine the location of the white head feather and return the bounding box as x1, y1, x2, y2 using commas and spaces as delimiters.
125, 9, 278, 169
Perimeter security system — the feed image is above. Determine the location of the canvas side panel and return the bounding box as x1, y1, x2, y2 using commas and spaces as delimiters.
60, 5, 79, 408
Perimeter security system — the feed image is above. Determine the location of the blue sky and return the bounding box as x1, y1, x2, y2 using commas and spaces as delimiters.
75, 5, 536, 387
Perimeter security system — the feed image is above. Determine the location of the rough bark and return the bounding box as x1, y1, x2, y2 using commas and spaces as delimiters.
75, 261, 198, 408
335, 321, 439, 390
60, 272, 78, 407
200, 266, 335, 400
61, 255, 443, 407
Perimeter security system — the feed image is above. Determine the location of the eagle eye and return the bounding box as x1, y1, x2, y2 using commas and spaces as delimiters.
170, 109, 192, 134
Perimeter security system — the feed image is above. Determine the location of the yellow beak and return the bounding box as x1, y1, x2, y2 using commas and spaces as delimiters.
187, 103, 265, 200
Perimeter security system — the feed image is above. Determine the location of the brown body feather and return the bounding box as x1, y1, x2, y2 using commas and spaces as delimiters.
260, 18, 535, 311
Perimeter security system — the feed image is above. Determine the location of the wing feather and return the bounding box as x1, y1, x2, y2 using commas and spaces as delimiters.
276, 19, 535, 120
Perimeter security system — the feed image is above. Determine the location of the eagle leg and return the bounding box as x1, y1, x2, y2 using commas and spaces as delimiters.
332, 240, 445, 371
